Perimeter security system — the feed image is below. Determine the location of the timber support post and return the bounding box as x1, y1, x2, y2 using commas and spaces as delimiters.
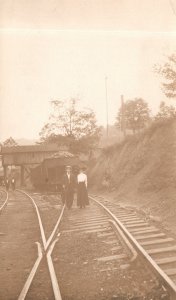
3, 165, 7, 179
21, 165, 25, 186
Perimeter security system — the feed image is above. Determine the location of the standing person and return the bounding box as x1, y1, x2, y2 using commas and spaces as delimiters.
5, 178, 10, 191
11, 177, 16, 191
77, 168, 89, 208
62, 166, 75, 209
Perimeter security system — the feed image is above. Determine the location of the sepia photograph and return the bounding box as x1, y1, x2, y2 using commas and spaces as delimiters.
0, 0, 176, 299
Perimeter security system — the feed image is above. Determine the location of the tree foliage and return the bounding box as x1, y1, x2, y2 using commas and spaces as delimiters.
155, 101, 176, 120
116, 98, 151, 133
155, 54, 176, 98
3, 137, 18, 147
39, 99, 101, 152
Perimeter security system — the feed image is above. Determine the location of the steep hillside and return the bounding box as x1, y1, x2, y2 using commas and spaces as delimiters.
89, 119, 176, 236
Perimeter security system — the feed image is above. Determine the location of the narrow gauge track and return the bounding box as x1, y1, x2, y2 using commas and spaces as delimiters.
52, 197, 166, 299
16, 189, 65, 300
0, 189, 64, 300
0, 189, 43, 300
0, 189, 8, 212
90, 194, 176, 300
0, 190, 171, 299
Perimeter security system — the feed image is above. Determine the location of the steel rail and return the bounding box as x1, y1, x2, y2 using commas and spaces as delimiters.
0, 190, 8, 212
16, 190, 64, 300
17, 189, 47, 249
90, 195, 176, 300
109, 219, 137, 261
45, 205, 65, 250
18, 242, 43, 300
46, 234, 62, 300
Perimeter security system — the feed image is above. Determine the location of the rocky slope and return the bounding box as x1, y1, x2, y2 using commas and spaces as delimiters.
89, 119, 176, 236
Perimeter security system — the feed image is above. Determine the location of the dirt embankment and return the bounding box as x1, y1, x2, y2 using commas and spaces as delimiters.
89, 119, 176, 236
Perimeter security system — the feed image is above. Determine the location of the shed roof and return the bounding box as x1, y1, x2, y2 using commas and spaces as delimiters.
43, 156, 80, 168
1, 144, 68, 154
51, 151, 75, 158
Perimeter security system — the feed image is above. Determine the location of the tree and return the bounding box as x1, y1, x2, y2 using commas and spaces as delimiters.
3, 137, 18, 147
116, 98, 151, 134
155, 54, 176, 98
39, 98, 101, 152
155, 101, 176, 120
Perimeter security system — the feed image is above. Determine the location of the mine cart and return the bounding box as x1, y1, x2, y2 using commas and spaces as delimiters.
30, 151, 81, 191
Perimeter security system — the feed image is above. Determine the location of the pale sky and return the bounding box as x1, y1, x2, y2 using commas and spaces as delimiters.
0, 0, 176, 141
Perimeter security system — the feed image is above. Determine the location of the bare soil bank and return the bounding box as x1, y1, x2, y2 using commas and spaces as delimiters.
89, 119, 176, 237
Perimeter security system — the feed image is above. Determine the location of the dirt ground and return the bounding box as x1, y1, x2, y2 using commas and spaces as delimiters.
0, 190, 171, 299
53, 202, 169, 300
0, 190, 63, 300
0, 191, 41, 300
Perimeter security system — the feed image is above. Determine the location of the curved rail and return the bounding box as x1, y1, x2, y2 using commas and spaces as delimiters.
18, 242, 43, 300
46, 205, 65, 250
109, 219, 137, 261
0, 190, 8, 212
17, 189, 47, 249
16, 190, 65, 300
47, 235, 62, 300
90, 195, 176, 300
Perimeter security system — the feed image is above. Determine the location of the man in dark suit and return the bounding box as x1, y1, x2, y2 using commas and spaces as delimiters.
5, 178, 10, 191
11, 177, 16, 191
62, 166, 75, 209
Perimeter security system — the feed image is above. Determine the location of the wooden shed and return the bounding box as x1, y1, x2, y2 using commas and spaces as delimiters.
30, 151, 81, 191
1, 144, 69, 185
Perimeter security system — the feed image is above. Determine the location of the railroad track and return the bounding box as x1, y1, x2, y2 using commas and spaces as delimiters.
16, 189, 65, 300
0, 189, 8, 212
54, 198, 154, 299
16, 190, 144, 300
0, 189, 64, 300
0, 190, 174, 299
90, 194, 176, 300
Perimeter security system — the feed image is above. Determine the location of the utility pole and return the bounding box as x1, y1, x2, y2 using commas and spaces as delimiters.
121, 95, 126, 138
105, 76, 109, 137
